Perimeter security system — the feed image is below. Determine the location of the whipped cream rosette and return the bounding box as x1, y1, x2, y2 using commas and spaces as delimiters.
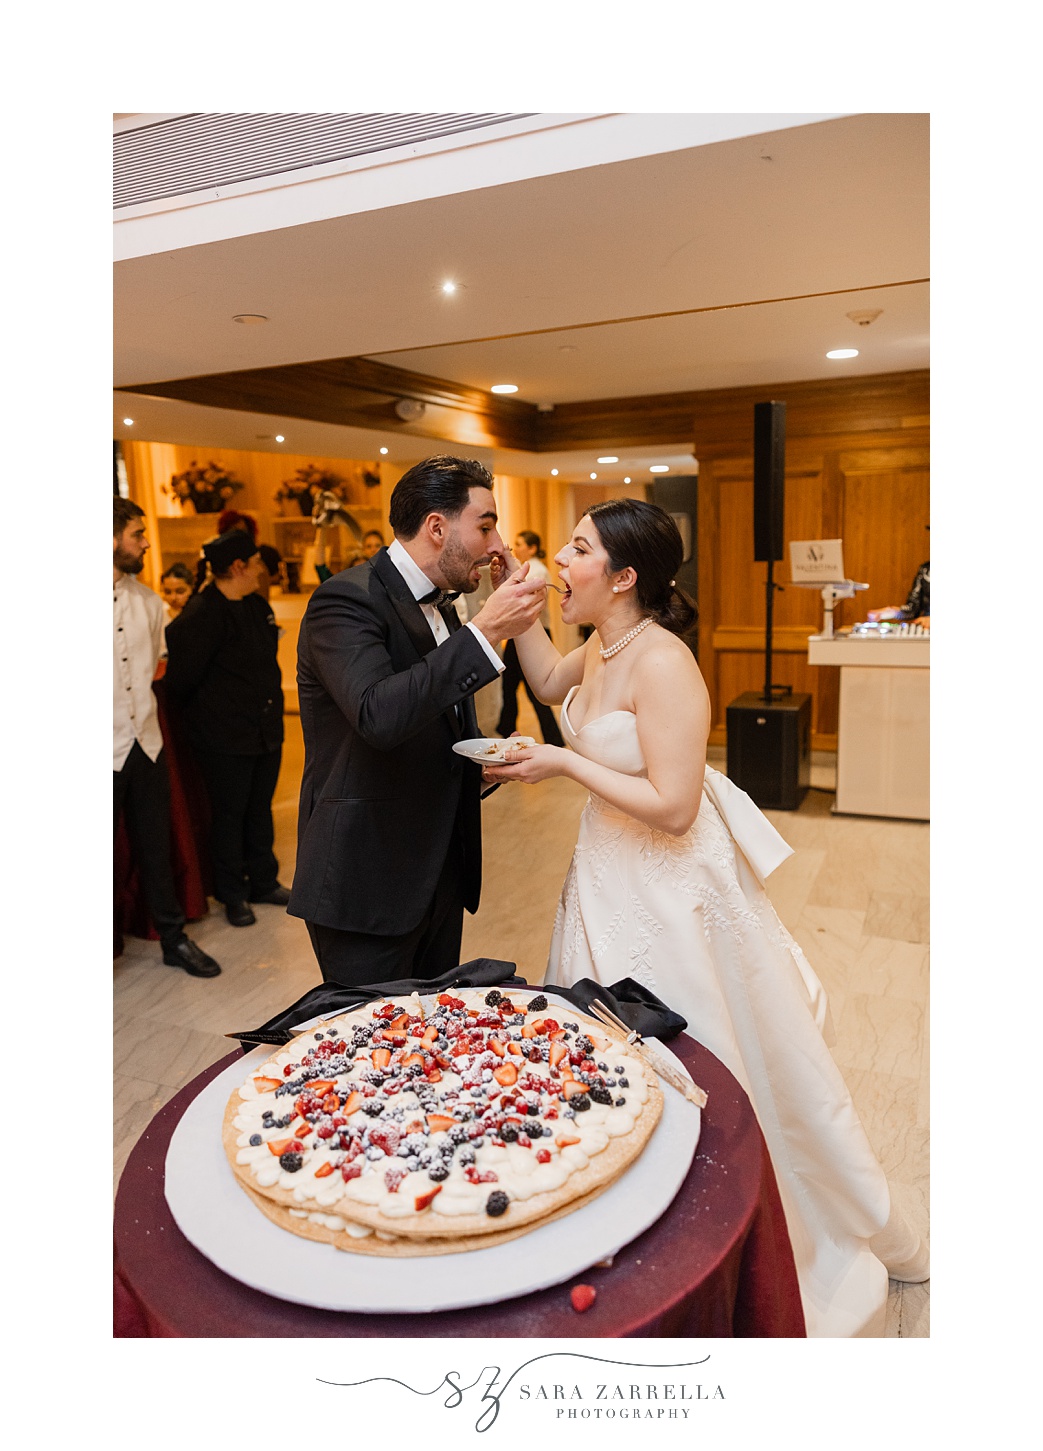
223, 987, 662, 1250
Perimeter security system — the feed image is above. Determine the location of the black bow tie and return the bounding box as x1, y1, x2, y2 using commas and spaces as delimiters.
419, 587, 461, 609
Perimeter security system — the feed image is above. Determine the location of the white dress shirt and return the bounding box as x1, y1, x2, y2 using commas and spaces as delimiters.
113, 572, 165, 770
386, 538, 504, 673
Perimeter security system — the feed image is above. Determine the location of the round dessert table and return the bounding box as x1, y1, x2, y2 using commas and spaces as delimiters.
114, 1032, 805, 1338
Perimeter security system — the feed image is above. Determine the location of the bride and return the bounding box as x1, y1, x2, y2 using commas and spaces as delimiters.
483, 498, 928, 1338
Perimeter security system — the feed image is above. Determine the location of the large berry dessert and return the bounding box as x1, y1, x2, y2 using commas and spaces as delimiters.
223, 987, 662, 1254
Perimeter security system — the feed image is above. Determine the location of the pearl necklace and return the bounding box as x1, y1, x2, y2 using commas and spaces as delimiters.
598, 615, 654, 659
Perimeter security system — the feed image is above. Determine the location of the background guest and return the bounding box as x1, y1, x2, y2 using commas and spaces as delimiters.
495, 530, 565, 746
159, 562, 194, 625
360, 528, 385, 560
164, 530, 290, 928
256, 543, 287, 599
216, 508, 259, 542
113, 497, 221, 977
315, 526, 385, 583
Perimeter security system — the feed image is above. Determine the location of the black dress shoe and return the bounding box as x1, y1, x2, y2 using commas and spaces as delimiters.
249, 884, 291, 907
162, 937, 222, 977
225, 900, 257, 927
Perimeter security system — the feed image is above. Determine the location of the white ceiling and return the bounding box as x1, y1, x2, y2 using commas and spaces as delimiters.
113, 111, 928, 484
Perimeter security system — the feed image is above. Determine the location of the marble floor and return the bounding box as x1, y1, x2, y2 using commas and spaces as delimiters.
114, 696, 929, 1338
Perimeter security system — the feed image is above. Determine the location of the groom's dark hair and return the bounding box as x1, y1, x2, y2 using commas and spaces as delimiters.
389, 455, 494, 539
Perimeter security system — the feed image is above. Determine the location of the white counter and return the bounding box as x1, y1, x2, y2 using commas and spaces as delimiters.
808, 633, 929, 821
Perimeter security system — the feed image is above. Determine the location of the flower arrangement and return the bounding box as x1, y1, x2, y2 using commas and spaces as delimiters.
275, 464, 346, 516
168, 461, 244, 514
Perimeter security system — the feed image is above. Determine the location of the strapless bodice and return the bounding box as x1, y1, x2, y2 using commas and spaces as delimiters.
560, 685, 646, 775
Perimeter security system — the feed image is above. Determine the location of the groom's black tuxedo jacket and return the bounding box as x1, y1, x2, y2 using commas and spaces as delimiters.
286, 548, 501, 935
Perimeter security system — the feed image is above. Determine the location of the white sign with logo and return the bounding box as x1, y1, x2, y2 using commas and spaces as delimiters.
789, 538, 846, 583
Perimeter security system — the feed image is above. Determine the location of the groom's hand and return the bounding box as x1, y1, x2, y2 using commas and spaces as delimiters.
472, 561, 546, 644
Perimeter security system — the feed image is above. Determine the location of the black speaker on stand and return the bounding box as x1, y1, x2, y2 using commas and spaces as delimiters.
726, 400, 811, 810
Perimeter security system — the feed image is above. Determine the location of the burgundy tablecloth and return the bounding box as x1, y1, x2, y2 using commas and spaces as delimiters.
114, 1034, 805, 1338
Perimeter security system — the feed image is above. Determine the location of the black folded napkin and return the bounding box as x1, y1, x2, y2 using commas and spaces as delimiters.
229, 962, 687, 1051
547, 977, 688, 1042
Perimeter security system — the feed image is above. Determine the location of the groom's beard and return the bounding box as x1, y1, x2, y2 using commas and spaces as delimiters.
439, 532, 485, 594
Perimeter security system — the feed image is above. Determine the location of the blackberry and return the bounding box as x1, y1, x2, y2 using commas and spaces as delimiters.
564, 1022, 578, 1032
249, 1133, 262, 1146
486, 1190, 509, 1217
525, 1102, 540, 1116
279, 1151, 304, 1172
362, 1101, 384, 1116
571, 1095, 591, 1112
589, 1087, 613, 1106
615, 1096, 627, 1107
484, 989, 503, 1006
576, 1035, 594, 1054
428, 1163, 450, 1182
458, 1147, 476, 1166
449, 1125, 470, 1144
509, 1013, 526, 1026
527, 994, 548, 1012
500, 1124, 519, 1143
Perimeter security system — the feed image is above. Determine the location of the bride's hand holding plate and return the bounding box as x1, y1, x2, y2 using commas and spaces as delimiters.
481, 741, 568, 785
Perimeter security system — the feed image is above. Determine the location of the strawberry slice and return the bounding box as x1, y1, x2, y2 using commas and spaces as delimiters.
386, 1011, 409, 1031
426, 1113, 457, 1134
267, 1137, 295, 1155
488, 1036, 506, 1058
314, 1161, 335, 1179
548, 1042, 569, 1068
414, 1185, 443, 1212
425, 1067, 443, 1083
493, 1063, 518, 1087
371, 1048, 392, 1069
420, 1025, 439, 1047
507, 1042, 524, 1057
556, 1134, 581, 1148
519, 1025, 537, 1039
252, 1075, 283, 1093
340, 1090, 363, 1116
400, 1052, 425, 1069
563, 1079, 590, 1099
570, 1284, 596, 1313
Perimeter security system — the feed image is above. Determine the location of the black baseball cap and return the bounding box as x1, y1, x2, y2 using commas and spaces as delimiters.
202, 530, 259, 572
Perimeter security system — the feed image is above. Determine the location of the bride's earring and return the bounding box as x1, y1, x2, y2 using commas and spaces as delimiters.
612, 586, 619, 593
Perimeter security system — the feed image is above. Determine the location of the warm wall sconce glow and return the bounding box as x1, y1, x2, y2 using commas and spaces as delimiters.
550, 469, 558, 476
123, 418, 134, 425
441, 281, 457, 294
491, 384, 519, 394
589, 472, 598, 480
649, 465, 669, 473
597, 456, 619, 464
623, 476, 631, 484
379, 447, 389, 454
275, 435, 285, 442
826, 348, 859, 359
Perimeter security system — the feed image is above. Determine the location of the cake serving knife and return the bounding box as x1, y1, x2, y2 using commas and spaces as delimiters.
589, 999, 708, 1108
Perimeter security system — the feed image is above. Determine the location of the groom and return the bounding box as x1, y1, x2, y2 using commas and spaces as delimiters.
287, 455, 547, 986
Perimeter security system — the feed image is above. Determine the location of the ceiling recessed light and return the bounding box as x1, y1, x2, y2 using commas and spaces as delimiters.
597, 456, 619, 464
826, 348, 859, 359
589, 472, 598, 480
490, 383, 518, 394
122, 418, 134, 426
649, 465, 669, 473
623, 476, 631, 484
550, 469, 559, 476
379, 446, 389, 455
233, 313, 268, 325
441, 281, 457, 295
275, 435, 285, 442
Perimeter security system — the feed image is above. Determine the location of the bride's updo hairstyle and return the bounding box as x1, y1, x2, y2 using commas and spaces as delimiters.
587, 498, 697, 636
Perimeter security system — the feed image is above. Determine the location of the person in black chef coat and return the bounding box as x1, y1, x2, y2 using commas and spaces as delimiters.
164, 530, 289, 927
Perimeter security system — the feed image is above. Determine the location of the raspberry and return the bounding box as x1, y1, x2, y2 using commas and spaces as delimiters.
570, 1284, 596, 1313
536, 1148, 552, 1163
341, 1161, 363, 1181
384, 1166, 407, 1193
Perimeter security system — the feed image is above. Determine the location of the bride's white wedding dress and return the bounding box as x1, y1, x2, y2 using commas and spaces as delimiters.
544, 686, 928, 1338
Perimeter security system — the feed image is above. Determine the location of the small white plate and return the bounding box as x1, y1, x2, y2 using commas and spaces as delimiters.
452, 736, 535, 763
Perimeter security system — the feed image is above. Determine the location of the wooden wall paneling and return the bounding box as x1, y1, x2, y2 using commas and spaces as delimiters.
837, 455, 930, 616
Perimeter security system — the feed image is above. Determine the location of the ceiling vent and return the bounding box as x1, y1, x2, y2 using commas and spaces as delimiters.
114, 112, 533, 210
